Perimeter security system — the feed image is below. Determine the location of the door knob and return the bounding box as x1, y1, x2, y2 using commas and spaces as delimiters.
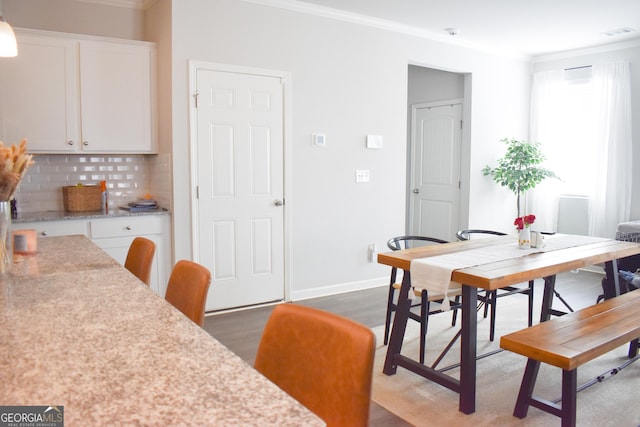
274, 199, 284, 207
413, 189, 420, 194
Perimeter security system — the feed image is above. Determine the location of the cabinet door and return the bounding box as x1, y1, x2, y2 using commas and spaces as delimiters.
89, 216, 170, 296
79, 41, 155, 153
92, 235, 163, 295
0, 34, 79, 152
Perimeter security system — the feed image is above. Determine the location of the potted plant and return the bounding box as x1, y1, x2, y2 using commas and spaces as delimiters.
482, 138, 558, 218
482, 138, 558, 247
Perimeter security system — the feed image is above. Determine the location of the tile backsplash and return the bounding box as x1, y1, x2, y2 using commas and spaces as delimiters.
14, 154, 172, 214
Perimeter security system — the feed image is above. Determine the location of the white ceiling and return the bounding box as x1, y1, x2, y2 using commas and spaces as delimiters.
84, 0, 640, 58
276, 0, 640, 57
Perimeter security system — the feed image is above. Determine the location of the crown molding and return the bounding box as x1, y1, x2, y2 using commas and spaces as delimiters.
533, 37, 640, 63
240, 0, 531, 61
76, 0, 159, 11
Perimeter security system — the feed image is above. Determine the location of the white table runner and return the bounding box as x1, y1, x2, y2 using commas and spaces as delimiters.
409, 235, 608, 310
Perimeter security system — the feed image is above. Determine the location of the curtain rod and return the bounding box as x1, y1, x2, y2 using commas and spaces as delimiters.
564, 65, 592, 71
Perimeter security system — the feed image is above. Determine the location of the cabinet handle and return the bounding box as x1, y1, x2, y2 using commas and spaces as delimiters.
83, 141, 89, 146
125, 226, 132, 231
67, 141, 74, 146
41, 231, 48, 236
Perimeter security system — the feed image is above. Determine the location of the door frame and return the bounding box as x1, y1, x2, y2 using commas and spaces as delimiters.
188, 61, 293, 303
408, 98, 463, 241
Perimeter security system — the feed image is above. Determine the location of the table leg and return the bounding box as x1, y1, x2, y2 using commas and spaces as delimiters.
603, 260, 621, 299
459, 284, 478, 414
383, 271, 411, 375
540, 275, 556, 322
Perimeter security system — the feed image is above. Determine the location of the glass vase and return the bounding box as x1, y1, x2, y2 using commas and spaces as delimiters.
517, 227, 531, 249
0, 201, 12, 274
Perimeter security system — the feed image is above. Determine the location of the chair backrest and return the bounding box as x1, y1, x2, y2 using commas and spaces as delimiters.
165, 260, 211, 327
387, 235, 449, 251
124, 237, 156, 286
616, 231, 640, 243
254, 304, 376, 427
456, 229, 507, 241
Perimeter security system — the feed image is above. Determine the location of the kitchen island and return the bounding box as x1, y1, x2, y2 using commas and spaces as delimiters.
0, 235, 323, 426
11, 211, 172, 297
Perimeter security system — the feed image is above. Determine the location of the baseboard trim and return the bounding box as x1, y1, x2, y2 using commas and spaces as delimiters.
291, 277, 388, 301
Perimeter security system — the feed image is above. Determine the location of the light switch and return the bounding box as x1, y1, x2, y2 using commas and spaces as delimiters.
366, 135, 383, 149
356, 170, 370, 183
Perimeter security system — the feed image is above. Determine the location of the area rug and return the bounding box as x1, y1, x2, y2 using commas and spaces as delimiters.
371, 293, 640, 426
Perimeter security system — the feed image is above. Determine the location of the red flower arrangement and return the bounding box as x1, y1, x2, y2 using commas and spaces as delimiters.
514, 214, 536, 230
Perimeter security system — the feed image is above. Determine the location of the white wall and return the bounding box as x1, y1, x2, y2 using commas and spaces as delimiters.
168, 0, 531, 298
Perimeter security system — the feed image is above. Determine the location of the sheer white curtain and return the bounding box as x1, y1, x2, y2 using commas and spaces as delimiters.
529, 61, 632, 237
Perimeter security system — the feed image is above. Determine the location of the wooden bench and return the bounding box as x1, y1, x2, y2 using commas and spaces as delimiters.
500, 289, 640, 427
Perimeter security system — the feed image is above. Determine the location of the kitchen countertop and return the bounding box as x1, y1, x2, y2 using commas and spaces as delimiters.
13, 208, 170, 223
0, 235, 323, 426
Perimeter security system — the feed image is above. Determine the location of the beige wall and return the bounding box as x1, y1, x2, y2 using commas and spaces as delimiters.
167, 0, 531, 298
3, 0, 146, 40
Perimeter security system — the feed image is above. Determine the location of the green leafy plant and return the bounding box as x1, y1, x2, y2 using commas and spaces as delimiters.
482, 138, 558, 218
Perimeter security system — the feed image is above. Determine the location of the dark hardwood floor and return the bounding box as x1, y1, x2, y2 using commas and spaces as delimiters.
203, 269, 605, 426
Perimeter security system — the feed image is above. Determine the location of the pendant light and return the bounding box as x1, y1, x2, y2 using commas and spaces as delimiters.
0, 1, 17, 58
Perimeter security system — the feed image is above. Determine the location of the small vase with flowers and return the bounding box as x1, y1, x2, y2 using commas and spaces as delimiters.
514, 214, 535, 249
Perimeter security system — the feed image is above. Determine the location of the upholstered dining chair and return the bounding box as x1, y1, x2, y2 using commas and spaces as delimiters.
165, 260, 211, 327
456, 229, 534, 341
124, 237, 156, 286
384, 235, 461, 364
254, 304, 375, 427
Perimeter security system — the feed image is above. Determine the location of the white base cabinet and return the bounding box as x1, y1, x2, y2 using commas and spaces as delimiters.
13, 215, 171, 297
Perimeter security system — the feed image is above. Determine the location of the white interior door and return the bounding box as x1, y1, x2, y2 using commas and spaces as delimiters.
410, 102, 462, 241
195, 68, 285, 311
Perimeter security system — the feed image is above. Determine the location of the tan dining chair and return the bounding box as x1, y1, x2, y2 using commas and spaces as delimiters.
165, 260, 211, 327
124, 237, 156, 286
254, 303, 375, 427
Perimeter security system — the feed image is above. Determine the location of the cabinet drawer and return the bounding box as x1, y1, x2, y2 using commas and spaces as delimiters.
14, 220, 89, 237
89, 216, 163, 238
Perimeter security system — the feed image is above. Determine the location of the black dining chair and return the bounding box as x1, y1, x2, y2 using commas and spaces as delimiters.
383, 235, 461, 364
456, 229, 534, 341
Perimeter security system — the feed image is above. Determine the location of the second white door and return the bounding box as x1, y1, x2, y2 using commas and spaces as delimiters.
410, 102, 462, 241
195, 68, 285, 311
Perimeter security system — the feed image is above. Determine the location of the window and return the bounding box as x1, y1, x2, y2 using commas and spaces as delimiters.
530, 62, 631, 237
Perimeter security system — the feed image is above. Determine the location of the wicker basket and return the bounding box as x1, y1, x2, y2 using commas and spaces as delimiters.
62, 185, 102, 212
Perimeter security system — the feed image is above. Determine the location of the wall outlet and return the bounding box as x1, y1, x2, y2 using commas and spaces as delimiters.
367, 243, 378, 263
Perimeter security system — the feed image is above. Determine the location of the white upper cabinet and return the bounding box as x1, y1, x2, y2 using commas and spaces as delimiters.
0, 29, 157, 153
79, 40, 154, 152
0, 33, 79, 152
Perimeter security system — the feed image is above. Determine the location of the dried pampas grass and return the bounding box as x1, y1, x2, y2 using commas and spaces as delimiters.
0, 138, 34, 201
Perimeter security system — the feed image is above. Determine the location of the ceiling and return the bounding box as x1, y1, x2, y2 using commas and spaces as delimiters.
283, 0, 640, 57
84, 0, 640, 58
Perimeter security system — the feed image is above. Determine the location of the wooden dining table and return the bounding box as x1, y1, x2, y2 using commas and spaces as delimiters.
378, 233, 640, 415
0, 235, 324, 426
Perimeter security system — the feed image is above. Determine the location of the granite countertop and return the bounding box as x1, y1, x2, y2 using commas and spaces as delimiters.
13, 208, 170, 223
0, 236, 324, 426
